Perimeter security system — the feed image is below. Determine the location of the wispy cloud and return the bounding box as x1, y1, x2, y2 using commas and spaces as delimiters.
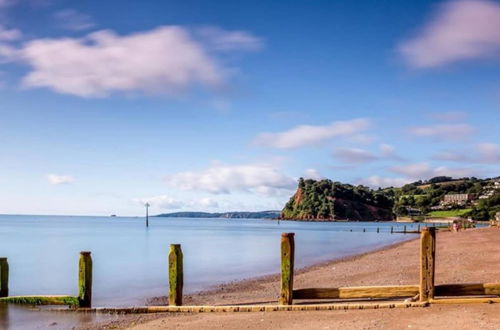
432, 143, 500, 164
408, 123, 474, 141
46, 174, 75, 185
303, 168, 323, 180
357, 176, 411, 189
333, 147, 378, 164
53, 9, 95, 31
429, 111, 466, 122
0, 25, 21, 41
253, 118, 371, 149
390, 162, 478, 180
196, 26, 263, 51
399, 0, 500, 68
3, 25, 260, 97
165, 163, 296, 195
333, 144, 403, 164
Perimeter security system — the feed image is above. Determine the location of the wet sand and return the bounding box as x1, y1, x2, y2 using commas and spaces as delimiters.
92, 227, 500, 329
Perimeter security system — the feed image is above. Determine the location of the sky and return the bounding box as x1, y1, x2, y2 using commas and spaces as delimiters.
0, 0, 499, 216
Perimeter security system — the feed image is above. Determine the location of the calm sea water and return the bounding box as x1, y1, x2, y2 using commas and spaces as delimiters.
0, 215, 421, 329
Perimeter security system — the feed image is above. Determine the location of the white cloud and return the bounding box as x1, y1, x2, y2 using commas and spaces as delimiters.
196, 26, 263, 51
19, 27, 223, 97
333, 147, 378, 164
408, 124, 474, 141
303, 168, 323, 180
0, 26, 21, 41
390, 162, 478, 180
253, 118, 371, 149
135, 195, 184, 209
54, 9, 95, 31
399, 0, 500, 68
46, 174, 75, 185
357, 176, 412, 189
165, 163, 296, 195
5, 25, 259, 97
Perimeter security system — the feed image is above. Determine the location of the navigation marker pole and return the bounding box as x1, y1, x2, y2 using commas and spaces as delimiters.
145, 202, 150, 228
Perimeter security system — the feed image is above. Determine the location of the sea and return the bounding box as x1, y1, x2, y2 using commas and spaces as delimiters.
0, 214, 423, 329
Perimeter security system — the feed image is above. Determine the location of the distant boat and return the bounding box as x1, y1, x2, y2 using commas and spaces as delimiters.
110, 214, 117, 217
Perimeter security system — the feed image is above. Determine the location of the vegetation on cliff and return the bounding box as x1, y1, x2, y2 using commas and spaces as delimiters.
281, 178, 393, 221
281, 176, 500, 221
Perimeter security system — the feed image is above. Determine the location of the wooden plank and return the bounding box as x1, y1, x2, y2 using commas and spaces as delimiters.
435, 283, 500, 296
0, 295, 79, 306
279, 233, 295, 305
430, 297, 500, 304
54, 301, 428, 314
0, 258, 8, 298
169, 244, 184, 306
293, 285, 420, 299
78, 251, 92, 308
419, 227, 435, 302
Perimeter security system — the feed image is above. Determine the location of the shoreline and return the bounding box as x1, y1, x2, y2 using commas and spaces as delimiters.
147, 234, 419, 306
96, 227, 500, 329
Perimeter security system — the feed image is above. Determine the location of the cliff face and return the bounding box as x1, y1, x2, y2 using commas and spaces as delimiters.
280, 179, 394, 221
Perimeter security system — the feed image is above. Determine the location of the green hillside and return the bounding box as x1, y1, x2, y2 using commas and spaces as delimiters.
281, 176, 500, 221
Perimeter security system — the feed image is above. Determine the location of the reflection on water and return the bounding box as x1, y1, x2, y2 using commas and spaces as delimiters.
0, 304, 134, 330
0, 215, 421, 329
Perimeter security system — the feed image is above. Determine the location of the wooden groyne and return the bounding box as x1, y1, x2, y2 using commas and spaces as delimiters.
0, 251, 92, 307
1, 226, 498, 313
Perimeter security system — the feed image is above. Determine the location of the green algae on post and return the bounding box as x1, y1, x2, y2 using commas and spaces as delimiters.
279, 233, 295, 305
0, 295, 79, 306
78, 251, 93, 308
169, 244, 183, 306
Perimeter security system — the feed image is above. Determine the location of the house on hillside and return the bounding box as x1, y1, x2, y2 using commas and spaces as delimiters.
442, 193, 473, 206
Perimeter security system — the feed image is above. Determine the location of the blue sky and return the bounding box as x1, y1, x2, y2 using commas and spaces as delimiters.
0, 0, 499, 216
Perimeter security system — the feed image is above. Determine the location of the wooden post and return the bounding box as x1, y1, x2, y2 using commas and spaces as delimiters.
404, 225, 407, 234
78, 251, 92, 308
417, 224, 420, 232
363, 228, 366, 232
391, 226, 393, 234
419, 227, 436, 302
377, 227, 379, 233
0, 258, 8, 297
169, 244, 183, 306
279, 233, 295, 305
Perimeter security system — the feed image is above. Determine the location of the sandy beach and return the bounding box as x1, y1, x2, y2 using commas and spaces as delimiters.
91, 227, 500, 329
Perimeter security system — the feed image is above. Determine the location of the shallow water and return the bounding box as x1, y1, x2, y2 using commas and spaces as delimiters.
0, 215, 421, 329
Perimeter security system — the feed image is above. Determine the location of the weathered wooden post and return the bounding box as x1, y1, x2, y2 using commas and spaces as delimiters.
169, 244, 183, 306
377, 227, 379, 233
0, 258, 8, 297
418, 224, 421, 232
78, 252, 92, 308
279, 233, 295, 305
404, 225, 407, 234
419, 227, 436, 302
390, 226, 393, 234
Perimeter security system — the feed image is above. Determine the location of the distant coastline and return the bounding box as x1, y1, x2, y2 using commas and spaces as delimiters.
155, 210, 280, 219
